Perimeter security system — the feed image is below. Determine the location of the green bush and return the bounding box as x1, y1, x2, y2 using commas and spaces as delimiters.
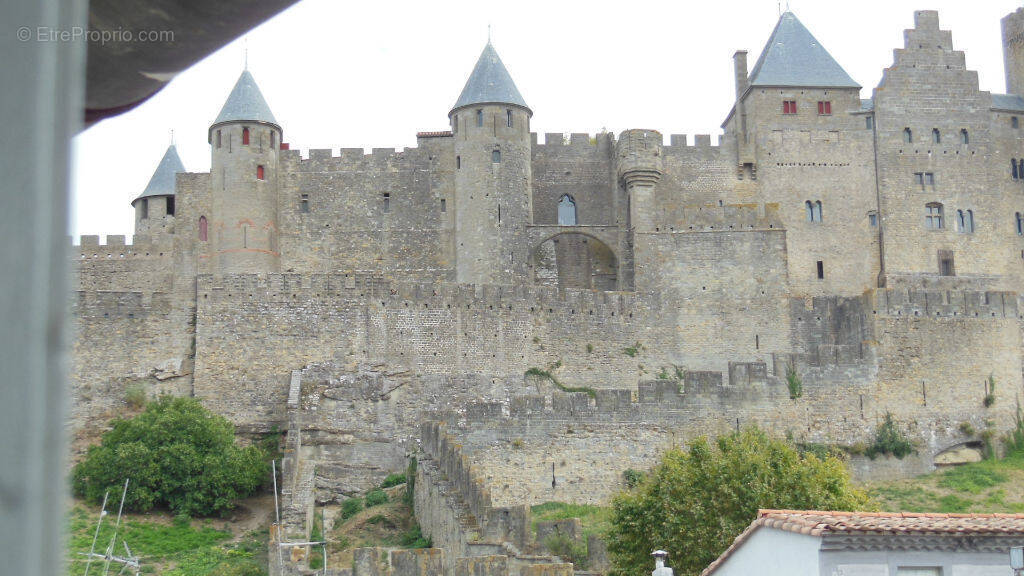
71, 396, 269, 517
606, 427, 870, 576
622, 469, 644, 489
543, 533, 588, 568
399, 523, 432, 548
381, 473, 406, 488
866, 413, 915, 460
1003, 404, 1024, 455
365, 489, 388, 507
785, 362, 802, 399
341, 497, 363, 520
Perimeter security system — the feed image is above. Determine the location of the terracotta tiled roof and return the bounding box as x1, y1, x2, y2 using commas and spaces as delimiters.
416, 131, 453, 138
701, 510, 1024, 576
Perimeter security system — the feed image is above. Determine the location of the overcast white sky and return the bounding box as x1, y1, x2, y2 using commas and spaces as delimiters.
71, 0, 1024, 239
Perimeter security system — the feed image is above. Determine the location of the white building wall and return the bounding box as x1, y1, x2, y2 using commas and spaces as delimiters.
713, 528, 821, 576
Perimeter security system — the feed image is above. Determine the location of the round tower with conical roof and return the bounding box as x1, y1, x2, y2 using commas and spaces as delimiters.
450, 42, 532, 285
133, 143, 185, 243
208, 69, 281, 274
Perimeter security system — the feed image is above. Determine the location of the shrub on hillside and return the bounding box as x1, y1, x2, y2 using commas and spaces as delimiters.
72, 396, 269, 517
365, 489, 388, 507
607, 427, 870, 576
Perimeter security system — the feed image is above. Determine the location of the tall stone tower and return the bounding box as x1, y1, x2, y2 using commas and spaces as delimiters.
1003, 7, 1024, 95
450, 42, 532, 285
132, 143, 184, 242
208, 70, 282, 274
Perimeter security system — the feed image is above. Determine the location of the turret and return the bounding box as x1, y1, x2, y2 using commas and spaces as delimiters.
207, 69, 281, 274
132, 144, 184, 241
1003, 7, 1024, 96
615, 129, 663, 232
450, 42, 532, 285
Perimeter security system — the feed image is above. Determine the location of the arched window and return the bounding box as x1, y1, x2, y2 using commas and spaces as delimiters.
903, 128, 913, 143
932, 128, 941, 143
242, 127, 250, 146
956, 209, 966, 232
198, 216, 208, 241
1013, 116, 1019, 129
961, 129, 969, 144
805, 200, 822, 223
558, 195, 577, 226
476, 109, 483, 127
1017, 212, 1024, 236
965, 209, 974, 233
925, 202, 944, 229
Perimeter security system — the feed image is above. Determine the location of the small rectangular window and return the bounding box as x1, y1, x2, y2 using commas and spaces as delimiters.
452, 114, 458, 134
476, 109, 483, 127
506, 109, 513, 128
270, 131, 276, 149
140, 198, 148, 219
868, 212, 878, 227
938, 250, 955, 276
817, 101, 831, 115
914, 173, 924, 186
925, 172, 935, 186
492, 149, 501, 163
440, 198, 446, 213
166, 196, 175, 216
783, 100, 797, 114
242, 127, 250, 145
456, 156, 461, 169
383, 193, 390, 213
1013, 116, 1019, 129
300, 194, 309, 213
256, 165, 265, 180
816, 260, 824, 279
216, 130, 222, 148
866, 116, 874, 130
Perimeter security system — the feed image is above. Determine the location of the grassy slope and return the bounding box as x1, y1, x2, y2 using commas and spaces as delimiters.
868, 451, 1024, 513
66, 504, 268, 575
325, 484, 429, 568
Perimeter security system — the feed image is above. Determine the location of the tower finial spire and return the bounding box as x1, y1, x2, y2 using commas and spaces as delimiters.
243, 37, 248, 70
170, 129, 174, 146
487, 24, 491, 43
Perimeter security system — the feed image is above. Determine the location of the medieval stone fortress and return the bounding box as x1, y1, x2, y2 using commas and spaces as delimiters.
71, 6, 1024, 574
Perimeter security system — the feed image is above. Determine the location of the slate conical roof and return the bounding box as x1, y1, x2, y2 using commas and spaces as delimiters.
134, 144, 185, 202
213, 70, 278, 126
747, 12, 859, 88
452, 42, 530, 113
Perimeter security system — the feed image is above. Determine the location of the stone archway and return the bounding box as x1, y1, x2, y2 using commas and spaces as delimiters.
531, 232, 617, 290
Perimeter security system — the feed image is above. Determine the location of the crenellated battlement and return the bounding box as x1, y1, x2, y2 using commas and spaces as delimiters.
870, 289, 1019, 319
73, 234, 170, 259
282, 144, 434, 174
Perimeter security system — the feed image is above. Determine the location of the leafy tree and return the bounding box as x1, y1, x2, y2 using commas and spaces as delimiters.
72, 396, 270, 517
606, 427, 871, 576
